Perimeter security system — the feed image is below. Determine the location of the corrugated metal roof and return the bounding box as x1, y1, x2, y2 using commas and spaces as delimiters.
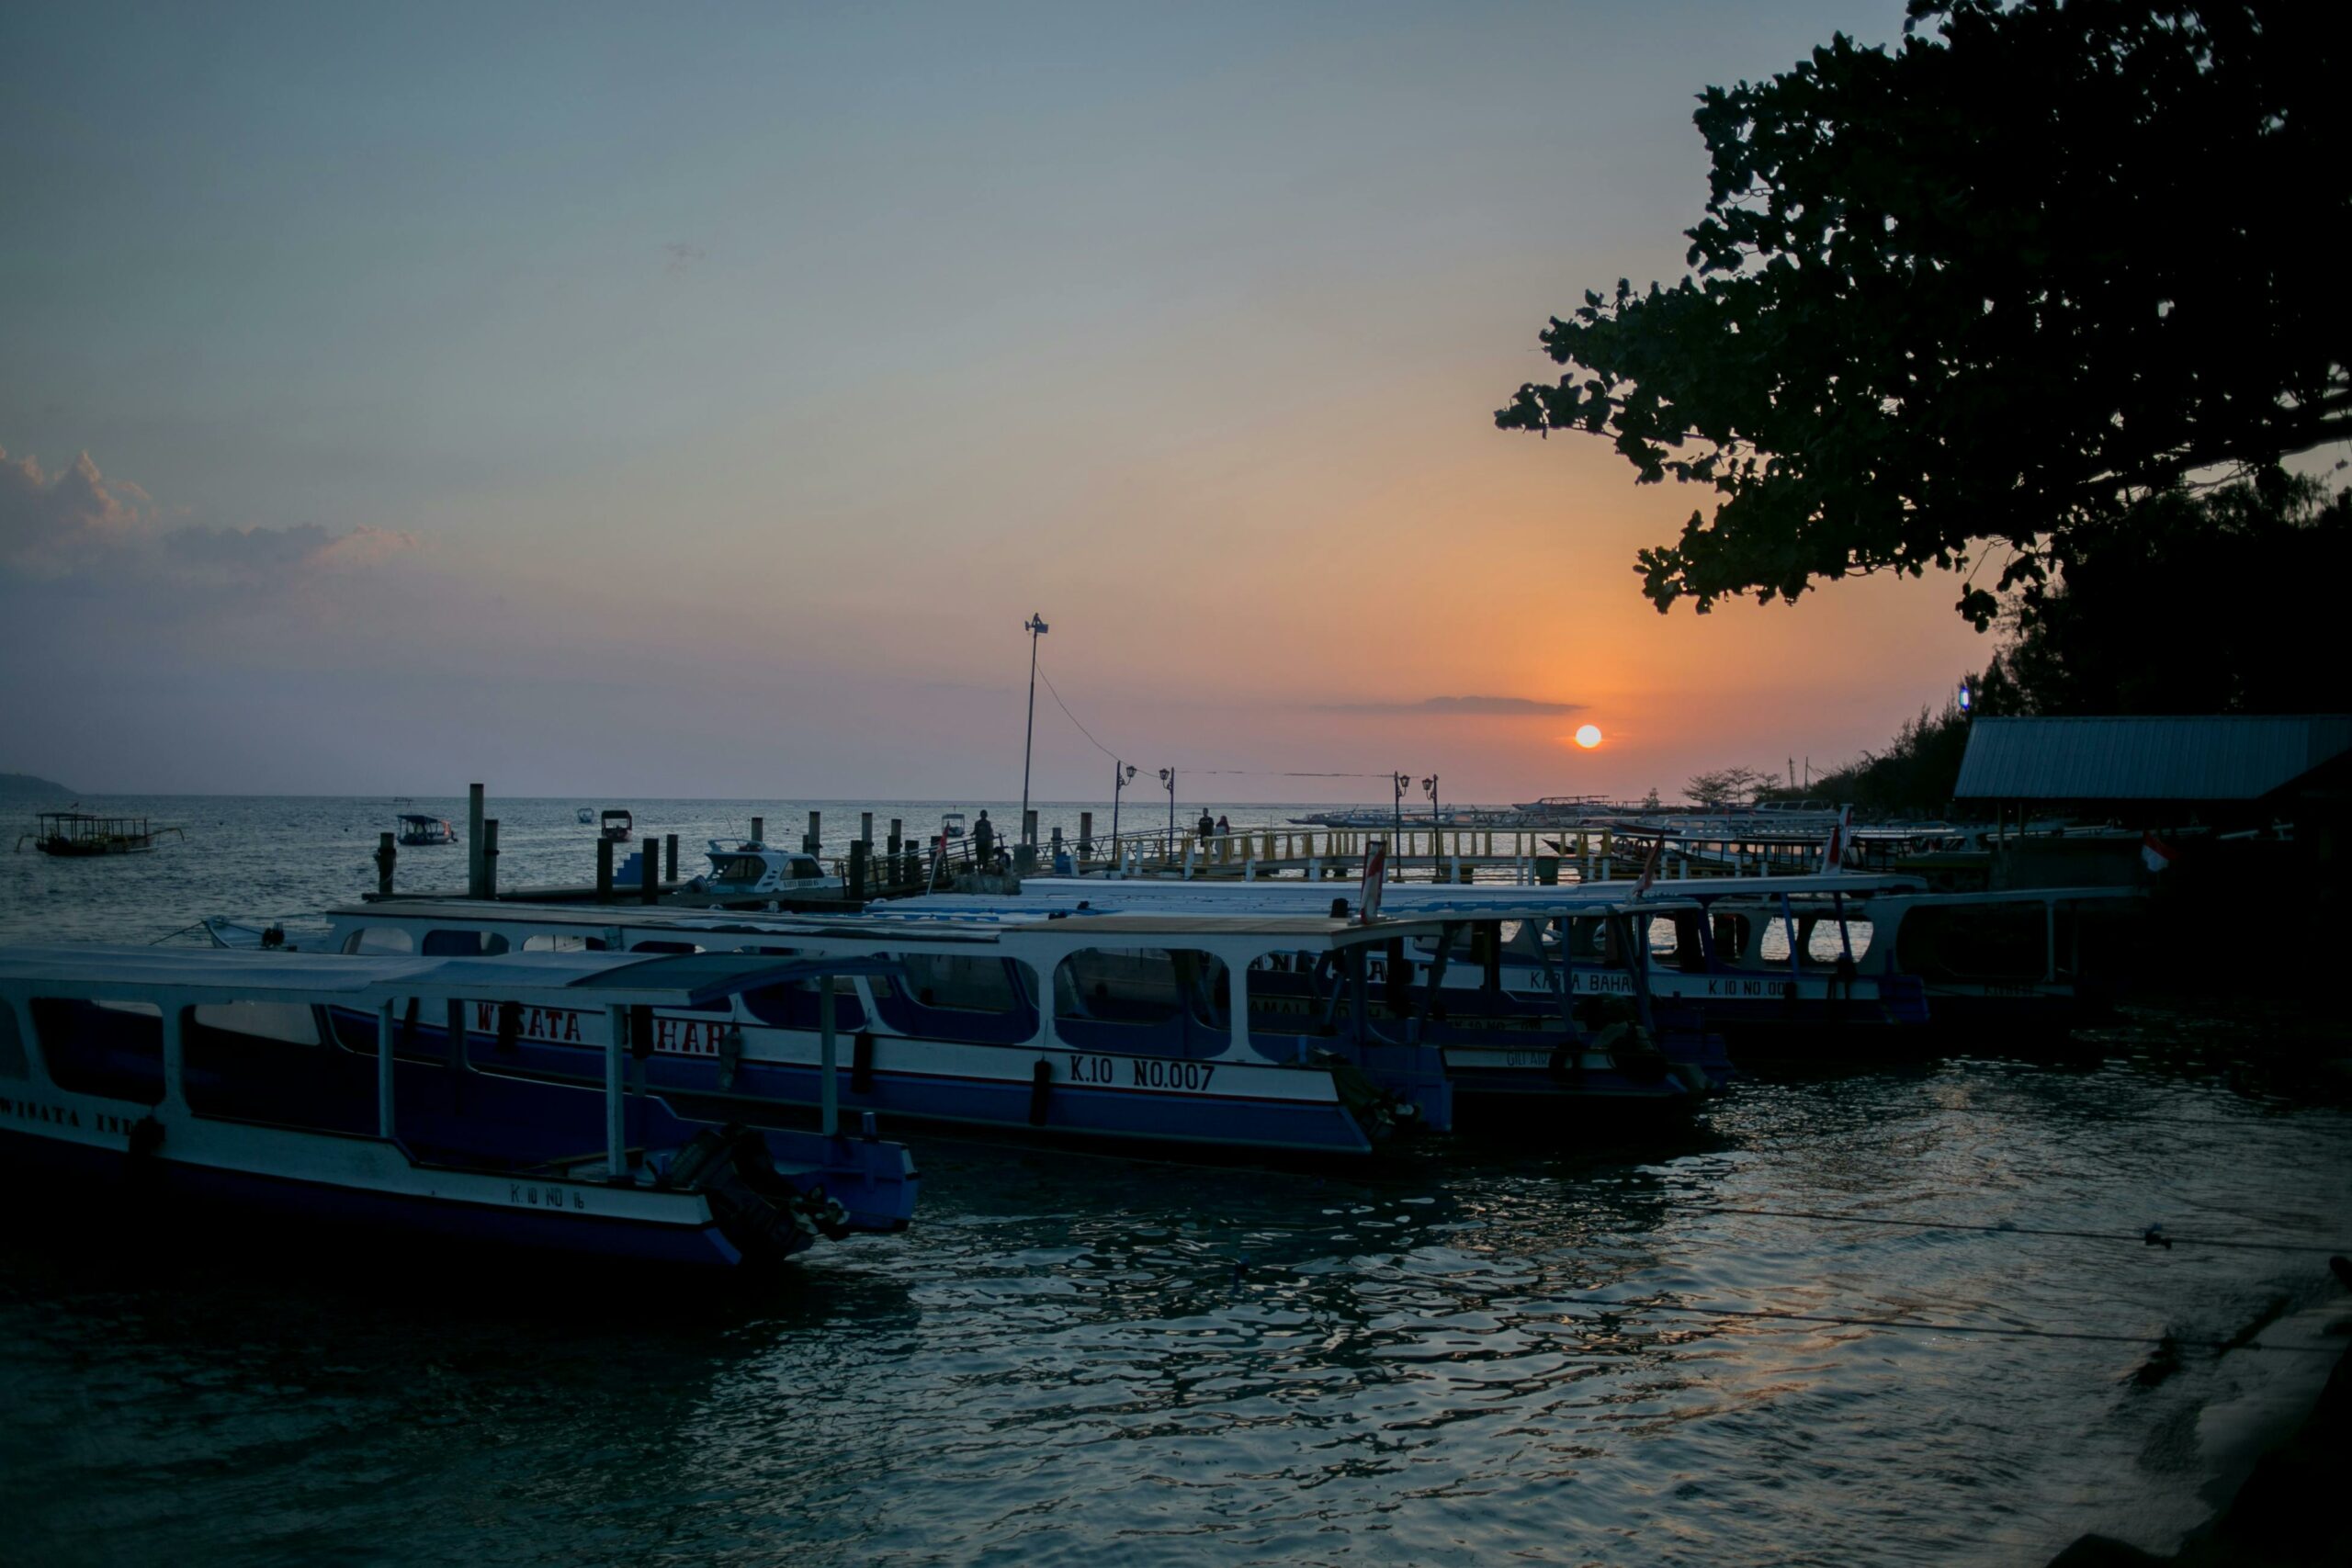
1952, 716, 2352, 801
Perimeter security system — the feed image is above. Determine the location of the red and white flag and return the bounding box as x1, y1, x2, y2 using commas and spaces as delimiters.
2140, 831, 2177, 873
1357, 837, 1387, 922
1633, 837, 1665, 897
1819, 806, 1852, 874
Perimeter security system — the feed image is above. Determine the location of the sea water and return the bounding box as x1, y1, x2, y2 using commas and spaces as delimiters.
1, 796, 2346, 1565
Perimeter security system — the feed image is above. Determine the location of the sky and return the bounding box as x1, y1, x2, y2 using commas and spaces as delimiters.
0, 0, 1994, 803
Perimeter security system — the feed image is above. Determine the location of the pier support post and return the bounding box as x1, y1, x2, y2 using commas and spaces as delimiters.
596, 837, 615, 900
639, 838, 659, 904
805, 811, 821, 855
1018, 810, 1038, 874
888, 818, 904, 886
751, 816, 764, 844
467, 783, 485, 897
376, 832, 396, 897
848, 840, 868, 903
664, 833, 678, 882
481, 819, 499, 898
860, 811, 874, 850
1079, 812, 1093, 860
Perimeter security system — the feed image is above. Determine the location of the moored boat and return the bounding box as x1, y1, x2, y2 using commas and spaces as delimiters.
305, 901, 1459, 1156
0, 945, 918, 1269
396, 812, 458, 847
691, 840, 843, 902
16, 811, 185, 857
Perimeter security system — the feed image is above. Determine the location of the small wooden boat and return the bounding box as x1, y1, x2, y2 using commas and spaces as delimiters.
16, 811, 185, 857
0, 945, 919, 1269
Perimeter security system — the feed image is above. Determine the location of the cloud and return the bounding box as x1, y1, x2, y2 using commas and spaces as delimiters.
0, 444, 418, 584
1313, 694, 1585, 716
0, 445, 153, 575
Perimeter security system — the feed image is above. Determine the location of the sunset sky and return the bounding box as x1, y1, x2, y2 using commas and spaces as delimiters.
0, 1, 1990, 802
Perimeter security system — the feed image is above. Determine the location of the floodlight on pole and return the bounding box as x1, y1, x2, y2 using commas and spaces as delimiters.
1019, 614, 1048, 845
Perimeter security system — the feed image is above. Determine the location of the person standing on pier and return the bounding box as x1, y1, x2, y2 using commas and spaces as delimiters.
972, 810, 996, 869
1197, 808, 1216, 840
1215, 813, 1231, 837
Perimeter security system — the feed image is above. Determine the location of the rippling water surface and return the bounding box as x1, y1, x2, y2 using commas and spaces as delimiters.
3, 797, 2347, 1564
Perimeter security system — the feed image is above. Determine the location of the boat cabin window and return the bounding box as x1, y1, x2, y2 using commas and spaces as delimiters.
189, 1001, 322, 1044
32, 998, 164, 1104
865, 954, 1037, 1043
344, 927, 414, 954
738, 961, 868, 1031
0, 1002, 27, 1079
1894, 903, 2046, 982
1052, 949, 1231, 1050
630, 940, 703, 954
708, 856, 765, 883
791, 857, 824, 879
522, 933, 607, 952
421, 930, 510, 957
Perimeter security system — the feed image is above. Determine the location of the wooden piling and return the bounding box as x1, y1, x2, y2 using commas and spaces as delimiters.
664, 833, 678, 881
376, 832, 396, 897
467, 783, 486, 898
481, 818, 499, 898
860, 811, 874, 847
751, 816, 764, 844
805, 810, 820, 855
848, 840, 868, 903
596, 837, 614, 900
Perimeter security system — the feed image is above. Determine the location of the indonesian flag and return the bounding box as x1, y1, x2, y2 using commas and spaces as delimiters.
1633, 836, 1665, 897
2141, 831, 2177, 873
1358, 837, 1387, 922
1819, 806, 1852, 874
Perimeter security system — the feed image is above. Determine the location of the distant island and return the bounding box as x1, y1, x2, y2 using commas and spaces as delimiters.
0, 773, 77, 801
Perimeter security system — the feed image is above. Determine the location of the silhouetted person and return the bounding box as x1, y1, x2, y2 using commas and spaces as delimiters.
1216, 813, 1231, 836
972, 810, 996, 867
1197, 809, 1216, 839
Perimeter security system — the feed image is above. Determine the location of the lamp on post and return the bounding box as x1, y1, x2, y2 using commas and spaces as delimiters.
1019, 614, 1049, 846
1422, 774, 1440, 820
1159, 767, 1175, 857
1112, 761, 1136, 855
1956, 675, 1974, 717
1391, 771, 1409, 851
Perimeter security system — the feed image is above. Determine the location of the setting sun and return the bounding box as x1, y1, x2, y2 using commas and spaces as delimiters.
1574, 724, 1603, 750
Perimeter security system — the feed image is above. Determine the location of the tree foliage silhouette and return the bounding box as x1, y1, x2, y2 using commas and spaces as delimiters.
1497, 0, 2350, 626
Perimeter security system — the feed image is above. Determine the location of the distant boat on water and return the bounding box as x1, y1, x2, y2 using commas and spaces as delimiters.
600, 808, 634, 843
15, 810, 185, 857
396, 812, 458, 847
577, 807, 595, 825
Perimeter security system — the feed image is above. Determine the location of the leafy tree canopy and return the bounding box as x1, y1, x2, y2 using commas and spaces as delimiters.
1497, 0, 2349, 626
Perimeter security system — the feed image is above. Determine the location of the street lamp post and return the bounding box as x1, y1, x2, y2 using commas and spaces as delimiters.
1391, 771, 1409, 872
1159, 767, 1176, 858
1111, 761, 1136, 861
1019, 614, 1048, 847
1422, 773, 1441, 883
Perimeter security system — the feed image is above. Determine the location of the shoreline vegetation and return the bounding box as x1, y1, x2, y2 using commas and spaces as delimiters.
0, 773, 74, 801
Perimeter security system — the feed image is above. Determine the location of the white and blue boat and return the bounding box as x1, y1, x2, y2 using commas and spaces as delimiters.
0, 945, 918, 1269
302, 902, 1457, 1156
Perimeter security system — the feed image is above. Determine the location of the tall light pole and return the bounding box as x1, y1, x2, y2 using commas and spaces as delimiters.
1421, 773, 1441, 883
1159, 767, 1176, 856
1422, 773, 1441, 821
1111, 761, 1136, 852
1391, 771, 1409, 856
1019, 614, 1048, 846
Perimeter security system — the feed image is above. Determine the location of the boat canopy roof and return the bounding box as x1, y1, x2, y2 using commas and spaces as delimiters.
397, 813, 445, 825
0, 945, 903, 1009
332, 900, 1459, 949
